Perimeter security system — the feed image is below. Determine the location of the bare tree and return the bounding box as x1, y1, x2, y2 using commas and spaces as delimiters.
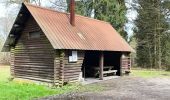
48, 0, 67, 12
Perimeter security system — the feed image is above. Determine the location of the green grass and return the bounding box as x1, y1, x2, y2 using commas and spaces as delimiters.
0, 65, 10, 82
131, 69, 170, 78
0, 65, 103, 100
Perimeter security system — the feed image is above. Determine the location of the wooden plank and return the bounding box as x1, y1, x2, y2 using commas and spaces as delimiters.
63, 50, 85, 83
103, 70, 117, 74
59, 50, 65, 86
10, 47, 15, 77
120, 54, 131, 75
99, 52, 104, 80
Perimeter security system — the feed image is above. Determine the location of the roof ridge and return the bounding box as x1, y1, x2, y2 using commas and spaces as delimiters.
24, 2, 110, 25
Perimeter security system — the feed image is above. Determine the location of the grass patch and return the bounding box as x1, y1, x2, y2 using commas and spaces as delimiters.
131, 69, 170, 78
0, 65, 103, 100
0, 65, 10, 82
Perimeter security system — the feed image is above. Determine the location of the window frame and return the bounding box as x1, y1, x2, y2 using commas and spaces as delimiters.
28, 31, 41, 39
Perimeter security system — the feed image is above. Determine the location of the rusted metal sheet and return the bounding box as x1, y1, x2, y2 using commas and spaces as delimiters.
2, 3, 134, 52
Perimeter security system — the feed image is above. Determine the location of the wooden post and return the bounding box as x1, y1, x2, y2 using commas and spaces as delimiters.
120, 54, 123, 76
53, 52, 58, 86
129, 54, 131, 70
59, 50, 65, 86
99, 52, 104, 80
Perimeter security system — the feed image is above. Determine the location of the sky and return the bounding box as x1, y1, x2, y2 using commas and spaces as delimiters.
0, 3, 6, 17
0, 0, 67, 17
125, 0, 138, 36
0, 0, 50, 17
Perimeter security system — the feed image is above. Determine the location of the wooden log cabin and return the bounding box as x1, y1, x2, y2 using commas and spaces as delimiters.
2, 2, 134, 86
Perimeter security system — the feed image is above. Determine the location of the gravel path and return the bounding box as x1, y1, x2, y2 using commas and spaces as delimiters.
39, 77, 170, 100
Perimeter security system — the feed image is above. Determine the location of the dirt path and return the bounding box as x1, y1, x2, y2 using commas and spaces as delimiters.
39, 77, 170, 100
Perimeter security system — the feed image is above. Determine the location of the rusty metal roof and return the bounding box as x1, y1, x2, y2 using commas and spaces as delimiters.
2, 3, 134, 52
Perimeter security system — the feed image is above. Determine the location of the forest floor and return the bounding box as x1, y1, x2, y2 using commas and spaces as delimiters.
40, 70, 170, 100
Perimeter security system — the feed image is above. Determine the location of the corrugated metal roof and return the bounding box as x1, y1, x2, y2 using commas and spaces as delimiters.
2, 3, 134, 52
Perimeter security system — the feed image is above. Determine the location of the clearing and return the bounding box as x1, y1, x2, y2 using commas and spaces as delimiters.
1, 65, 170, 100
40, 70, 170, 100
0, 65, 102, 100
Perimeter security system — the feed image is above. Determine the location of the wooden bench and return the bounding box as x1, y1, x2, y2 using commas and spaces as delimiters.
103, 70, 117, 75
93, 66, 117, 77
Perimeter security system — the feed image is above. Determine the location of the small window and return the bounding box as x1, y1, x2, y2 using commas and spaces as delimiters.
29, 31, 40, 39
69, 51, 78, 62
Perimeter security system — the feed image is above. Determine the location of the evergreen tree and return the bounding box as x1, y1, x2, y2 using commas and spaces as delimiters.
134, 0, 170, 69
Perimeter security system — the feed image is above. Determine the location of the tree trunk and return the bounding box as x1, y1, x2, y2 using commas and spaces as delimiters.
158, 0, 162, 69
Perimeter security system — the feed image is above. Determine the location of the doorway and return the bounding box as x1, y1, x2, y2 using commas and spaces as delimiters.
82, 51, 122, 79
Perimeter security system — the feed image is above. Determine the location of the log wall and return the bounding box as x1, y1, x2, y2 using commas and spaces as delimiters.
64, 50, 85, 82
121, 54, 131, 75
11, 16, 85, 84
10, 47, 15, 77
10, 16, 94, 85
13, 16, 55, 83
54, 50, 85, 84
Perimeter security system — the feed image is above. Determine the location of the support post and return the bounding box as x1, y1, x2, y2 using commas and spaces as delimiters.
99, 52, 104, 80
120, 54, 123, 76
59, 50, 65, 86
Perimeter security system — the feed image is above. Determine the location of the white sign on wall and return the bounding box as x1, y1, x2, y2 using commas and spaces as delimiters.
69, 51, 78, 62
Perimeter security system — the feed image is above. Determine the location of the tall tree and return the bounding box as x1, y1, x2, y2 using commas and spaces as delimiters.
133, 0, 170, 69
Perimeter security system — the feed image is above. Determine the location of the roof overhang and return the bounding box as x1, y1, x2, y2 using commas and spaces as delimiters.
1, 4, 30, 52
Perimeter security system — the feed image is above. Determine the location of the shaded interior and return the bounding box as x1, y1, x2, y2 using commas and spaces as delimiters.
82, 51, 122, 78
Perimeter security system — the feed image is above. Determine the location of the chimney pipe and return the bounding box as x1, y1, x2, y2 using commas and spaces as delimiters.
70, 0, 75, 26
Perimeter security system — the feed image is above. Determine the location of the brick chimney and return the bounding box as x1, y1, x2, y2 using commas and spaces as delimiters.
70, 0, 75, 26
